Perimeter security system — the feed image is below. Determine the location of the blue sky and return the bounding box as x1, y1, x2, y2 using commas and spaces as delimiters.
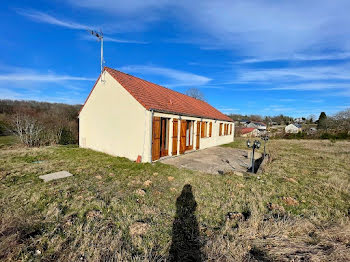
1, 0, 350, 117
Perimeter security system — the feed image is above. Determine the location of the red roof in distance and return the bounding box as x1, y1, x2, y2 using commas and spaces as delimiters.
241, 128, 256, 134
101, 67, 232, 121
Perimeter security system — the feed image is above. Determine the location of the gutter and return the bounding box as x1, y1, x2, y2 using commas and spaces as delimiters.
148, 108, 233, 122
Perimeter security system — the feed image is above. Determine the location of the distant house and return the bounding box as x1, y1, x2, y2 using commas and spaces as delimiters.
308, 127, 317, 135
247, 121, 267, 131
294, 117, 306, 123
79, 67, 234, 162
239, 119, 250, 126
285, 123, 302, 133
241, 127, 259, 137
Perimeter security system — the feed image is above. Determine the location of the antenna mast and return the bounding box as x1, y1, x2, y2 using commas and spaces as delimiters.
90, 30, 104, 81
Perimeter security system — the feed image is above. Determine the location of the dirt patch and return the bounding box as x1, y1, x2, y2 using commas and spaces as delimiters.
129, 222, 150, 236
143, 180, 152, 187
134, 189, 146, 197
284, 177, 298, 183
282, 197, 299, 206
267, 202, 285, 213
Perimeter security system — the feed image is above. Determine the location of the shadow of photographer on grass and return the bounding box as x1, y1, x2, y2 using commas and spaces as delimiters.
169, 184, 204, 262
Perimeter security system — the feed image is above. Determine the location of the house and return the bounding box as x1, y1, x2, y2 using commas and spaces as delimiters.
240, 127, 259, 137
308, 127, 317, 135
239, 119, 250, 126
79, 67, 234, 162
285, 123, 302, 133
247, 121, 267, 131
294, 117, 306, 123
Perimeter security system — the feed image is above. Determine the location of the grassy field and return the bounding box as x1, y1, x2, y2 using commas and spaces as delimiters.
0, 137, 350, 261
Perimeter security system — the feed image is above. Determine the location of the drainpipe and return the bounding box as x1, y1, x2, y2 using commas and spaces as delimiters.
149, 110, 154, 162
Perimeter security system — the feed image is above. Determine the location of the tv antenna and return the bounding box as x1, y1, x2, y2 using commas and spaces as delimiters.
89, 30, 104, 81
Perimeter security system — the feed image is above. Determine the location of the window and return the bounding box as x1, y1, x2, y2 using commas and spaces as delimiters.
201, 122, 205, 138
209, 122, 212, 137
185, 120, 193, 147
219, 123, 223, 136
201, 121, 208, 138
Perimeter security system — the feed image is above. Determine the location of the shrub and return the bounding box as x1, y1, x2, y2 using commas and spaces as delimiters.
59, 127, 77, 145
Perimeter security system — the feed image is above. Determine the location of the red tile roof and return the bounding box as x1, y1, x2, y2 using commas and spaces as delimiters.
81, 67, 232, 122
241, 128, 256, 134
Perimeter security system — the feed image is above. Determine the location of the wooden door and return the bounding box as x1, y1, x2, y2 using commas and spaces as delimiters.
152, 117, 161, 161
179, 120, 187, 154
172, 119, 178, 155
209, 122, 212, 137
196, 121, 200, 150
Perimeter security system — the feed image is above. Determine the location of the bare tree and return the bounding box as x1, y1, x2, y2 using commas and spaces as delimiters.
185, 88, 205, 101
333, 108, 350, 131
13, 114, 43, 147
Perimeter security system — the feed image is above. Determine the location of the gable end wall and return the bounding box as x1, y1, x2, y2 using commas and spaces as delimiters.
79, 71, 152, 162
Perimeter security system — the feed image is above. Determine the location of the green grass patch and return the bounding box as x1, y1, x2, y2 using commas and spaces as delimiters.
0, 139, 350, 261
0, 135, 18, 147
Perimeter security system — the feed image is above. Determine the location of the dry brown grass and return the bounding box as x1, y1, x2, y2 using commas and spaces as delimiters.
0, 138, 349, 261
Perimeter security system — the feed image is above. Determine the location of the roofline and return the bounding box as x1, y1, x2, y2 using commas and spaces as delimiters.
78, 73, 102, 115
105, 66, 210, 104
79, 67, 233, 122
149, 108, 233, 122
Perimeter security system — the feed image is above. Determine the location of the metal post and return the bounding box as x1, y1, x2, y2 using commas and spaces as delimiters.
252, 145, 255, 173
89, 30, 104, 82
101, 36, 104, 81
261, 135, 269, 158
247, 139, 261, 173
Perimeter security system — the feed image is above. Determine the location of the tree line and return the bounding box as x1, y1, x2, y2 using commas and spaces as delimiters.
0, 100, 80, 146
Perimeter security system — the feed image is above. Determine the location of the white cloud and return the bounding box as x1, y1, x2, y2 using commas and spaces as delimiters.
16, 9, 94, 30
64, 0, 350, 58
269, 83, 350, 91
18, 1, 350, 59
81, 34, 148, 44
0, 72, 94, 82
118, 65, 212, 87
217, 107, 240, 114
0, 66, 93, 104
17, 9, 150, 43
237, 52, 350, 64
237, 64, 350, 83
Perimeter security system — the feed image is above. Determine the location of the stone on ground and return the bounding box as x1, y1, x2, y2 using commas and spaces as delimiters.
39, 171, 73, 182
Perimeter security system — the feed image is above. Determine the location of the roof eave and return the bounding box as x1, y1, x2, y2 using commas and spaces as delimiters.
149, 108, 233, 122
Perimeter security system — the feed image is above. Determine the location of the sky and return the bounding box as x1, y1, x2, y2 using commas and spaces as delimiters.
1, 0, 350, 117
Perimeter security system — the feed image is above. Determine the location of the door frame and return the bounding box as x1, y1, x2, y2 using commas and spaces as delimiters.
196, 121, 200, 150
172, 119, 178, 155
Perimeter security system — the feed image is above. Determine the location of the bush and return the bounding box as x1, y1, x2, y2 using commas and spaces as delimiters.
0, 121, 6, 136
319, 132, 349, 140
58, 127, 77, 145
284, 132, 307, 139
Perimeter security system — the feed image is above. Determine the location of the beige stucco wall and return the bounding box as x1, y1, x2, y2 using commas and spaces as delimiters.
79, 71, 152, 162
153, 112, 234, 156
